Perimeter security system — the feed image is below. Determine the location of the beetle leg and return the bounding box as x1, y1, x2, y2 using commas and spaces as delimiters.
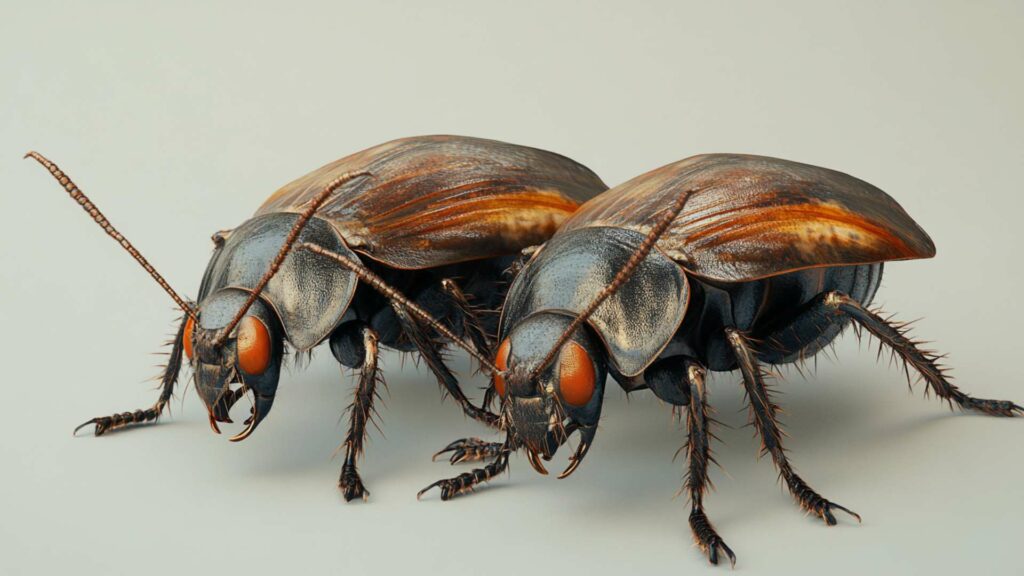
330, 323, 381, 502
822, 292, 1023, 417
440, 277, 498, 409
390, 302, 500, 428
726, 329, 862, 526
680, 361, 736, 567
431, 437, 505, 465
418, 437, 513, 500
440, 278, 493, 357
505, 245, 540, 280
74, 315, 186, 436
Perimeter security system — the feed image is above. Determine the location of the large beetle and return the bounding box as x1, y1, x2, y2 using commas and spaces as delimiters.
26, 135, 607, 500
424, 154, 1021, 564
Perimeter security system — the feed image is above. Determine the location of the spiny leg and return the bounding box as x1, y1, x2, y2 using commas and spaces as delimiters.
432, 437, 505, 465
74, 315, 187, 436
682, 362, 736, 567
335, 324, 381, 502
505, 245, 540, 280
481, 384, 498, 413
726, 329, 861, 526
418, 437, 512, 500
390, 302, 499, 428
441, 278, 493, 357
441, 277, 500, 412
427, 279, 501, 464
435, 279, 504, 464
823, 292, 1022, 416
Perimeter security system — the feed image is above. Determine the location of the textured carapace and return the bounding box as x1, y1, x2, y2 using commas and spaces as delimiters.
500, 227, 690, 377
526, 187, 693, 379
201, 136, 608, 353
258, 135, 607, 270
198, 213, 359, 352
558, 153, 936, 282
212, 169, 371, 348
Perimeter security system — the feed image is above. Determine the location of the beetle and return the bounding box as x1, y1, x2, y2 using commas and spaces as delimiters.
421, 153, 1022, 565
26, 135, 608, 500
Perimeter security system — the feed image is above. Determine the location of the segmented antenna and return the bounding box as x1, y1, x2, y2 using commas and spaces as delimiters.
528, 188, 696, 380
213, 170, 372, 347
24, 151, 198, 320
298, 242, 502, 375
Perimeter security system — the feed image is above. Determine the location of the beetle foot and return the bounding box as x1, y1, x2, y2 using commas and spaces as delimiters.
73, 404, 164, 436
689, 508, 736, 567
790, 477, 861, 526
417, 477, 466, 501
803, 496, 861, 526
339, 463, 369, 502
431, 437, 504, 464
960, 397, 1024, 417
826, 293, 1022, 419
418, 451, 509, 501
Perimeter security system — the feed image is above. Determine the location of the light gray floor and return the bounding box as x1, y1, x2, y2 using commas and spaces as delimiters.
1, 2, 1021, 574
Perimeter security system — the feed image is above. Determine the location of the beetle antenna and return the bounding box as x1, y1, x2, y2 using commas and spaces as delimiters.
212, 170, 373, 347
297, 242, 502, 375
24, 151, 198, 320
528, 187, 697, 380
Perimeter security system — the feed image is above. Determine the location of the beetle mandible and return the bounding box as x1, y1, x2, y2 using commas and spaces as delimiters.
421, 153, 1021, 565
26, 135, 608, 500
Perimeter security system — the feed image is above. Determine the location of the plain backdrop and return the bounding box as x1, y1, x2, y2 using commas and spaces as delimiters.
1, 2, 1021, 575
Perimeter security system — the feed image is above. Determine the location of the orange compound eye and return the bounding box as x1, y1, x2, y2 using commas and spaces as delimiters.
493, 338, 511, 397
183, 316, 196, 360
237, 316, 271, 375
558, 341, 596, 407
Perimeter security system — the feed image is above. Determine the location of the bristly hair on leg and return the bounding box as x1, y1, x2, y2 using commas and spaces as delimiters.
674, 364, 724, 495
441, 278, 494, 365
150, 312, 191, 418
827, 292, 1022, 417
727, 330, 787, 460
334, 328, 384, 462
504, 245, 540, 280
678, 362, 737, 567
74, 312, 190, 437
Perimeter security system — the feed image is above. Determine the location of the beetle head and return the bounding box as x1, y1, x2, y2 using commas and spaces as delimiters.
493, 312, 606, 478
187, 289, 284, 441
488, 189, 695, 477
25, 152, 367, 443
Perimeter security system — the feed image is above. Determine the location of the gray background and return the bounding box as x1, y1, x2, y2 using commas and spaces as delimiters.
1, 1, 1021, 574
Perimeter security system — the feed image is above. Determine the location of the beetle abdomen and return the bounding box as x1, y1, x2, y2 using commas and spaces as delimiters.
750, 263, 882, 364
683, 263, 883, 371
